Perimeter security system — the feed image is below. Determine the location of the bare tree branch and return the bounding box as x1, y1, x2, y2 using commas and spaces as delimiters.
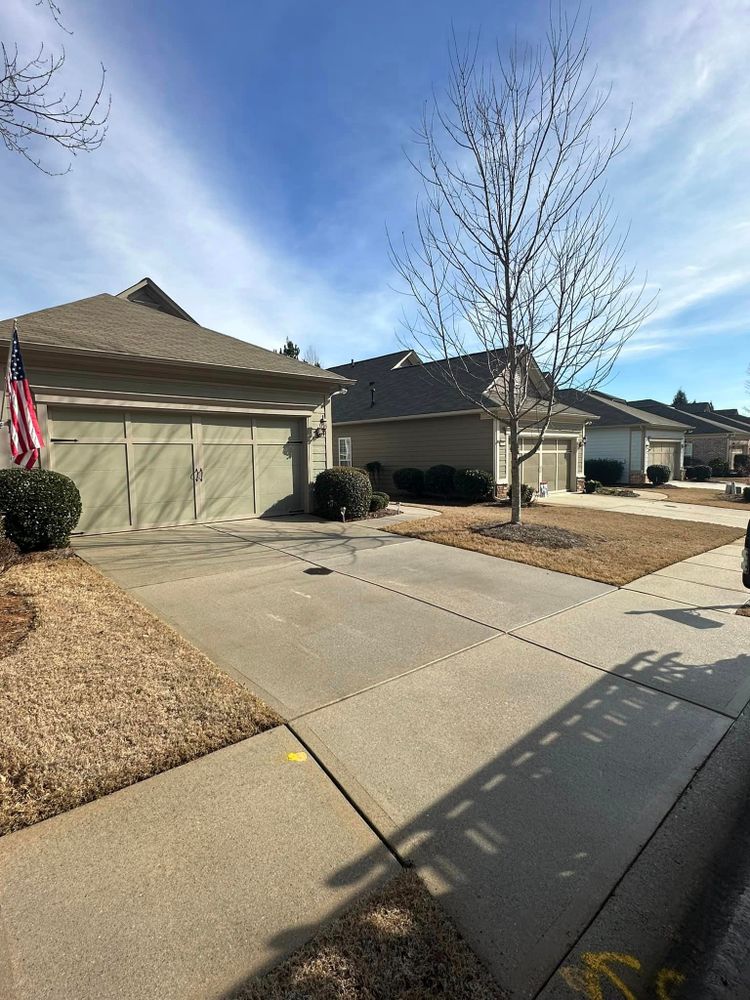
1, 1, 109, 174
391, 10, 654, 523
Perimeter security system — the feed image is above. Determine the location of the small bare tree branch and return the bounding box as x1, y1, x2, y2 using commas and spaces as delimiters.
1, 1, 109, 174
391, 9, 654, 523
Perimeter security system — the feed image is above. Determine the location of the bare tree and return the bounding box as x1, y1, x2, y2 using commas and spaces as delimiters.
303, 345, 322, 367
392, 13, 651, 523
1, 0, 109, 173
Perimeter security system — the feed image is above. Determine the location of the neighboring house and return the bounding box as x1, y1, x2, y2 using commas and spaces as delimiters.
556, 390, 690, 484
330, 350, 595, 495
0, 278, 353, 533
630, 399, 750, 466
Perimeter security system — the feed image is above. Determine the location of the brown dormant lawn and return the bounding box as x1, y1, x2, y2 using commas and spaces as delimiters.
0, 554, 280, 836
234, 871, 502, 1000
652, 485, 750, 510
385, 503, 744, 586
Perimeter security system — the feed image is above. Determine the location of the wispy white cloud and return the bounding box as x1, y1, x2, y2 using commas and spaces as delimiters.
0, 0, 404, 365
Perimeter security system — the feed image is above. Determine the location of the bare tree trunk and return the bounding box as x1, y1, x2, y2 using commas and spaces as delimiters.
509, 424, 522, 525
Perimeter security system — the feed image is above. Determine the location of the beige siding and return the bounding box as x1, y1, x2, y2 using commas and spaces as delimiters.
32, 366, 331, 410
335, 414, 494, 492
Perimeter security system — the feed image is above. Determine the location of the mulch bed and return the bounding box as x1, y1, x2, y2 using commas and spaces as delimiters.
476, 522, 593, 550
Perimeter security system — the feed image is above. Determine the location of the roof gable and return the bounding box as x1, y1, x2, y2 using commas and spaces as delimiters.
116, 277, 197, 323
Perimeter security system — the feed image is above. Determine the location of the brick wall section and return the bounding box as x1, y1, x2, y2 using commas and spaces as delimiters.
689, 436, 729, 463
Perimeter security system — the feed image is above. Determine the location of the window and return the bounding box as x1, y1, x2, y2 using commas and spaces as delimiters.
337, 436, 352, 466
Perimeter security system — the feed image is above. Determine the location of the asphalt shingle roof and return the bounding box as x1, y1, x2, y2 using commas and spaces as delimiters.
0, 293, 345, 381
630, 399, 750, 437
330, 350, 510, 422
556, 390, 689, 429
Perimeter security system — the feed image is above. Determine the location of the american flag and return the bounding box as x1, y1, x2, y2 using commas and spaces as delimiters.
4, 322, 43, 469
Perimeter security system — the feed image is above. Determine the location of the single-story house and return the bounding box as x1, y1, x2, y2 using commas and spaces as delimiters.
672, 402, 750, 457
0, 278, 353, 534
556, 390, 690, 484
330, 350, 596, 495
630, 399, 750, 466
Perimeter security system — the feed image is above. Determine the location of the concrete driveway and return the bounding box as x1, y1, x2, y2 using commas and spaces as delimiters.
75, 517, 750, 998
543, 490, 750, 528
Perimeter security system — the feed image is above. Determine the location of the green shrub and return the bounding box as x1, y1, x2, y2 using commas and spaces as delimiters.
424, 464, 456, 496
512, 483, 536, 506
331, 465, 369, 479
0, 468, 82, 552
684, 466, 696, 480
693, 464, 711, 482
314, 467, 372, 520
743, 487, 750, 503
585, 479, 601, 494
734, 454, 750, 473
455, 468, 494, 501
646, 464, 671, 485
708, 457, 730, 476
369, 491, 390, 512
584, 458, 624, 485
393, 467, 425, 495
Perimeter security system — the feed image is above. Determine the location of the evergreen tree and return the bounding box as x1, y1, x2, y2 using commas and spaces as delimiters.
672, 388, 688, 407
278, 338, 300, 359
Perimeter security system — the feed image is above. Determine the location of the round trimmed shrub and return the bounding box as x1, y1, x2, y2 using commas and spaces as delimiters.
314, 467, 372, 520
684, 466, 696, 480
369, 491, 390, 512
743, 487, 750, 503
693, 464, 712, 482
0, 468, 82, 552
709, 457, 730, 476
585, 479, 601, 494
646, 464, 671, 485
393, 467, 425, 495
455, 468, 494, 502
584, 458, 624, 486
424, 464, 456, 496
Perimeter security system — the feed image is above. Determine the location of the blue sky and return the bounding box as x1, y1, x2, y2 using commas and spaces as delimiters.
0, 0, 748, 406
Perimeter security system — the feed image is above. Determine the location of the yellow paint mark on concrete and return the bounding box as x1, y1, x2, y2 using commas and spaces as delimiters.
286, 751, 308, 762
559, 951, 687, 1000
656, 968, 686, 1000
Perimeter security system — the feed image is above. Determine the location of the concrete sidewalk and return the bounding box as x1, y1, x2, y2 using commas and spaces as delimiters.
543, 490, 750, 528
65, 517, 750, 998
0, 727, 398, 1000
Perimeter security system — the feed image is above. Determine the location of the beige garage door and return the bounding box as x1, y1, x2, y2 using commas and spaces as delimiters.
541, 438, 572, 492
648, 441, 680, 479
518, 437, 572, 493
48, 407, 305, 533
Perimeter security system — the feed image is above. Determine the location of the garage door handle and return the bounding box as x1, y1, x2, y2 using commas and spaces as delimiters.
193, 467, 203, 482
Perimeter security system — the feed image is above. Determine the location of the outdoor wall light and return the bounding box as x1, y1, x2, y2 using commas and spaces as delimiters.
313, 415, 327, 439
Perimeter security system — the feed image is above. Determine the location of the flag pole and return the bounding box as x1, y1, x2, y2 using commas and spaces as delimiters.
0, 320, 15, 428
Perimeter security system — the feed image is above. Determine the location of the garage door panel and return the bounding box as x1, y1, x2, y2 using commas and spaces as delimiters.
52, 442, 131, 533
49, 407, 125, 442
132, 443, 195, 526
649, 443, 679, 477
254, 418, 303, 444
201, 416, 254, 445
256, 444, 303, 514
202, 443, 255, 520
130, 413, 192, 443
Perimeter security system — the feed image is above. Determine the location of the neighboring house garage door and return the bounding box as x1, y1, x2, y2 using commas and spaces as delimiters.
48, 407, 304, 534
648, 441, 680, 478
519, 437, 572, 492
